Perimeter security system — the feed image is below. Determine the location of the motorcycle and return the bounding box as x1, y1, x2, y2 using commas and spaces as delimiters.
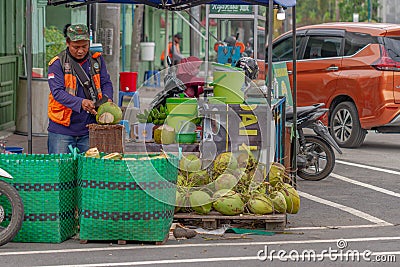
149, 57, 340, 181
150, 56, 205, 110
0, 164, 24, 246
286, 103, 343, 181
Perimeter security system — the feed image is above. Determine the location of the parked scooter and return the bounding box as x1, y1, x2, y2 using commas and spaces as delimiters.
150, 57, 185, 109
0, 166, 24, 246
286, 103, 342, 181
150, 56, 204, 110
150, 55, 255, 110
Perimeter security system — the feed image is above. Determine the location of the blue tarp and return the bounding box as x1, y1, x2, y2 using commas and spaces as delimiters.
49, 0, 296, 9
89, 0, 296, 7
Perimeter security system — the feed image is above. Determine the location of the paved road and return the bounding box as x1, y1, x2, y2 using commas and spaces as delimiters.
1, 132, 399, 266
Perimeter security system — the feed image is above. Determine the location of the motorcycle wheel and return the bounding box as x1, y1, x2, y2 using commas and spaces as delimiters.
297, 135, 335, 181
0, 180, 24, 246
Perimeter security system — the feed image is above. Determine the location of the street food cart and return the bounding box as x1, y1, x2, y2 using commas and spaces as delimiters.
2, 0, 299, 244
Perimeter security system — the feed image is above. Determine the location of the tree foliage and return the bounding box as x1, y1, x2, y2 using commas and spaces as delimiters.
338, 0, 381, 22
45, 26, 66, 72
296, 0, 335, 26
296, 0, 381, 27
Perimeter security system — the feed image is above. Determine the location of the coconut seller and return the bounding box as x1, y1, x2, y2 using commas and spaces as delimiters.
47, 24, 113, 154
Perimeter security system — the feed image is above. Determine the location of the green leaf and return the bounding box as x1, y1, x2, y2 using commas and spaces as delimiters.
45, 26, 66, 73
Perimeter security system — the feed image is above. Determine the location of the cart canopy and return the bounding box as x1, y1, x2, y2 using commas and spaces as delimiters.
49, 0, 296, 10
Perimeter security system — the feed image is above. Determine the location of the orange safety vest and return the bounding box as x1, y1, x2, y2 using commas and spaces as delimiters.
48, 51, 103, 127
160, 42, 180, 61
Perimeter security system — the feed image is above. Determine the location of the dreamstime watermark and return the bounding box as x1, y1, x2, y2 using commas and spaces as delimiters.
257, 239, 397, 262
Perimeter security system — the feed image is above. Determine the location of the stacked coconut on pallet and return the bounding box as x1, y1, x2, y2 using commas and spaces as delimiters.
175, 144, 300, 216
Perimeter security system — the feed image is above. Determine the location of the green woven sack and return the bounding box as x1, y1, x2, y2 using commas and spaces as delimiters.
77, 153, 179, 242
0, 153, 78, 243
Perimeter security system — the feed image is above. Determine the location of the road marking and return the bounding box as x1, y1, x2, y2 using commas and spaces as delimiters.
288, 223, 391, 231
298, 191, 393, 226
2, 236, 400, 257
331, 173, 400, 198
336, 160, 400, 176
36, 251, 400, 266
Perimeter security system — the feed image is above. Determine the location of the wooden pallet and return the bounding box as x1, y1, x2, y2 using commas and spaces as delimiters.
79, 234, 169, 245
174, 211, 287, 231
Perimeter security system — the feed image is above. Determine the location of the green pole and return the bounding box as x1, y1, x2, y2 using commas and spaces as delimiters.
368, 0, 371, 22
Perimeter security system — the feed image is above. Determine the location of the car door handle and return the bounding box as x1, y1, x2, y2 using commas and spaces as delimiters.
326, 66, 339, 71
287, 70, 293, 75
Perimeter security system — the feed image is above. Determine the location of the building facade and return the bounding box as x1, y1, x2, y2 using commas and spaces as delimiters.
378, 0, 400, 23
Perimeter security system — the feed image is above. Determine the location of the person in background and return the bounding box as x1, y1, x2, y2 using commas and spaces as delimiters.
160, 33, 184, 66
47, 24, 113, 154
244, 37, 254, 58
224, 35, 237, 47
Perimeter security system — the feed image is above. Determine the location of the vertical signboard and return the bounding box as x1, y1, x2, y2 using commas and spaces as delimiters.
272, 62, 293, 107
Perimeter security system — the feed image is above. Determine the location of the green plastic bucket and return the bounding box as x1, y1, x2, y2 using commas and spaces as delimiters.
176, 132, 197, 144
166, 98, 198, 114
213, 71, 245, 104
165, 98, 198, 131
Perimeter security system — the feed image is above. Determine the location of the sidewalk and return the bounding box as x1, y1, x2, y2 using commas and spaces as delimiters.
0, 127, 48, 154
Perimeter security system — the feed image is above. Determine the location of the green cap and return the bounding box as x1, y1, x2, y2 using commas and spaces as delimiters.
67, 24, 90, 41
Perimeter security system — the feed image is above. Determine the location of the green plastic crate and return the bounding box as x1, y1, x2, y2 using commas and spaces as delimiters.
77, 153, 178, 242
0, 153, 78, 243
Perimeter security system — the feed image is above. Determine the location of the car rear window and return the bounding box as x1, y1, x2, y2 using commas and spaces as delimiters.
383, 37, 400, 62
344, 32, 377, 56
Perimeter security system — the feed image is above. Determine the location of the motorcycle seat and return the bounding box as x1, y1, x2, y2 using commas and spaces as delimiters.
285, 103, 325, 120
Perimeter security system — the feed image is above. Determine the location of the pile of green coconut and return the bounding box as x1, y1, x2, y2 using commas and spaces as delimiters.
175, 144, 300, 216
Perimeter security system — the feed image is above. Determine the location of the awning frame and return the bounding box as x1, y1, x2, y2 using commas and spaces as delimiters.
26, 0, 297, 172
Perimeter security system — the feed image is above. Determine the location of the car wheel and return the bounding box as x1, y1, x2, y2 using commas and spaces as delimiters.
330, 101, 366, 148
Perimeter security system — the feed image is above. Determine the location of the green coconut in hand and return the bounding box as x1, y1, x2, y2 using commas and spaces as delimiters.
96, 102, 123, 125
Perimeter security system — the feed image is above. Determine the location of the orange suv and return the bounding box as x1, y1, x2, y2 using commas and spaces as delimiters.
270, 22, 400, 148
